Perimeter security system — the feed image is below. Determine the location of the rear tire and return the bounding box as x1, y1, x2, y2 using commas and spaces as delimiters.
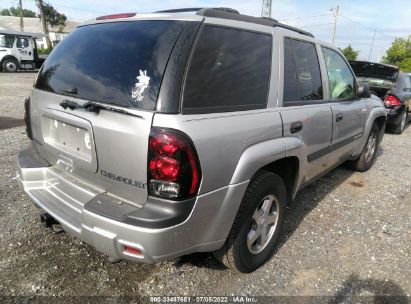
392, 111, 407, 135
2, 58, 19, 72
213, 171, 286, 273
348, 124, 380, 172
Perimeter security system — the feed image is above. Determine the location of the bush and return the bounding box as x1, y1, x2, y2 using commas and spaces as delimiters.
37, 47, 53, 55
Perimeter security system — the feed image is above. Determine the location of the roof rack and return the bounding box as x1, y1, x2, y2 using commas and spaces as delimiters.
156, 7, 239, 14
154, 7, 314, 38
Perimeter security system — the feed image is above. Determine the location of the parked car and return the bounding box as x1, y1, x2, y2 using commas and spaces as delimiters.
349, 61, 411, 134
0, 30, 46, 72
17, 8, 387, 273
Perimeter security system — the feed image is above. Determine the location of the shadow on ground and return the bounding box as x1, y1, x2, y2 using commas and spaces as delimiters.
328, 274, 409, 304
176, 158, 362, 269
0, 117, 25, 130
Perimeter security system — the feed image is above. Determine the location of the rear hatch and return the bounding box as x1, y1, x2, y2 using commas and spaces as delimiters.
29, 19, 192, 205
349, 60, 399, 98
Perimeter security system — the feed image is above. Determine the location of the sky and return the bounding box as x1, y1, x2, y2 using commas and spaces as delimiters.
1, 0, 410, 62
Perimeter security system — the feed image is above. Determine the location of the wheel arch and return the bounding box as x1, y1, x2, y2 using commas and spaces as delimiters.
258, 157, 299, 202
374, 115, 386, 143
353, 108, 387, 156
1, 55, 19, 65
230, 137, 301, 200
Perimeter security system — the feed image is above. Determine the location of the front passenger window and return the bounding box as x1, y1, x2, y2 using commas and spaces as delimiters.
322, 47, 356, 100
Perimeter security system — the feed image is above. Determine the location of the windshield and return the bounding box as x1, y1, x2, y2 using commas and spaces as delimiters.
0, 34, 15, 48
35, 21, 189, 110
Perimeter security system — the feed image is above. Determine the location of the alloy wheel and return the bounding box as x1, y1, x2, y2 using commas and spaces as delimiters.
400, 112, 406, 132
364, 132, 376, 163
247, 194, 279, 254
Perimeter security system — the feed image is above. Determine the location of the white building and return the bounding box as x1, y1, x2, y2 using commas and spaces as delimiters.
0, 16, 79, 49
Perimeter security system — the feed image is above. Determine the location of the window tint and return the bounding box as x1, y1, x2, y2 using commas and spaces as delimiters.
16, 37, 29, 48
35, 21, 190, 110
403, 76, 411, 89
283, 38, 323, 104
322, 47, 356, 100
183, 25, 271, 113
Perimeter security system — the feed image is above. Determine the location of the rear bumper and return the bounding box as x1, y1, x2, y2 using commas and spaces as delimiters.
386, 106, 406, 125
17, 145, 248, 263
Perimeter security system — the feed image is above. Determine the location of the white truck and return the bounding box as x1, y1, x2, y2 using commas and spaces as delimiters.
0, 29, 46, 72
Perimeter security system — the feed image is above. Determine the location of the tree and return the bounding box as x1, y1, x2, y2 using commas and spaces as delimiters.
0, 9, 11, 16
339, 44, 360, 61
36, 0, 51, 48
42, 2, 67, 32
35, 1, 67, 48
0, 7, 37, 17
382, 35, 411, 71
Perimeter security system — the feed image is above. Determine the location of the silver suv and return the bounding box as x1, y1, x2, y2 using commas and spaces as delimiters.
17, 8, 387, 273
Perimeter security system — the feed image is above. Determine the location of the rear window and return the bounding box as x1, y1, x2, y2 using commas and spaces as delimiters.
182, 25, 272, 114
35, 21, 188, 110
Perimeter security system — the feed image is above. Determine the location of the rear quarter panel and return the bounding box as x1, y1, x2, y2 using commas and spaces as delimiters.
152, 109, 285, 194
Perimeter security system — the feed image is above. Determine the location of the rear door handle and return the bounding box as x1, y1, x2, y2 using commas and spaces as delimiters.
290, 121, 303, 134
336, 113, 344, 122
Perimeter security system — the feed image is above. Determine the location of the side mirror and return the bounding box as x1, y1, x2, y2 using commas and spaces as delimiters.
357, 82, 371, 99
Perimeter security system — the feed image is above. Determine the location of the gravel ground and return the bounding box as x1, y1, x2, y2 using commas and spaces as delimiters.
0, 72, 410, 302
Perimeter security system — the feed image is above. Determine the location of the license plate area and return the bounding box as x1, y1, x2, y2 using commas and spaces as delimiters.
42, 116, 93, 163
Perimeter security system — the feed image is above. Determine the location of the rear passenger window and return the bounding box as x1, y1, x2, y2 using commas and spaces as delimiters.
404, 76, 411, 90
322, 47, 356, 100
283, 38, 323, 105
182, 25, 272, 114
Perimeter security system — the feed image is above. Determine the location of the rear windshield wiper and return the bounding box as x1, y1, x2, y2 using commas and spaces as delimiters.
59, 99, 143, 119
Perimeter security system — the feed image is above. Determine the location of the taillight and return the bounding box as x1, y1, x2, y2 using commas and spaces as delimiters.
384, 95, 401, 107
148, 128, 201, 200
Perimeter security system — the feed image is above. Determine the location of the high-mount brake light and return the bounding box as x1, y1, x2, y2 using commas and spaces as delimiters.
384, 95, 401, 107
96, 13, 136, 20
148, 129, 201, 199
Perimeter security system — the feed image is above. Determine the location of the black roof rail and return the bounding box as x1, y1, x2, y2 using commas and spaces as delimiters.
275, 23, 314, 38
261, 16, 279, 23
155, 7, 239, 14
154, 7, 314, 38
156, 8, 205, 13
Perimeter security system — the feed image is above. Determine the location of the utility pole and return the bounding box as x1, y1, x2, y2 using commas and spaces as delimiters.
368, 28, 376, 61
332, 5, 339, 44
261, 0, 272, 18
36, 0, 51, 48
18, 0, 24, 31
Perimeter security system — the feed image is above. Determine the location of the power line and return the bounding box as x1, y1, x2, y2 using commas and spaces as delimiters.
50, 3, 108, 14
299, 22, 334, 28
19, 0, 108, 14
339, 14, 393, 38
278, 14, 330, 22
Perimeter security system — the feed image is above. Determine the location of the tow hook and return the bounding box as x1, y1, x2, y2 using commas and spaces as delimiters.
40, 213, 64, 234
